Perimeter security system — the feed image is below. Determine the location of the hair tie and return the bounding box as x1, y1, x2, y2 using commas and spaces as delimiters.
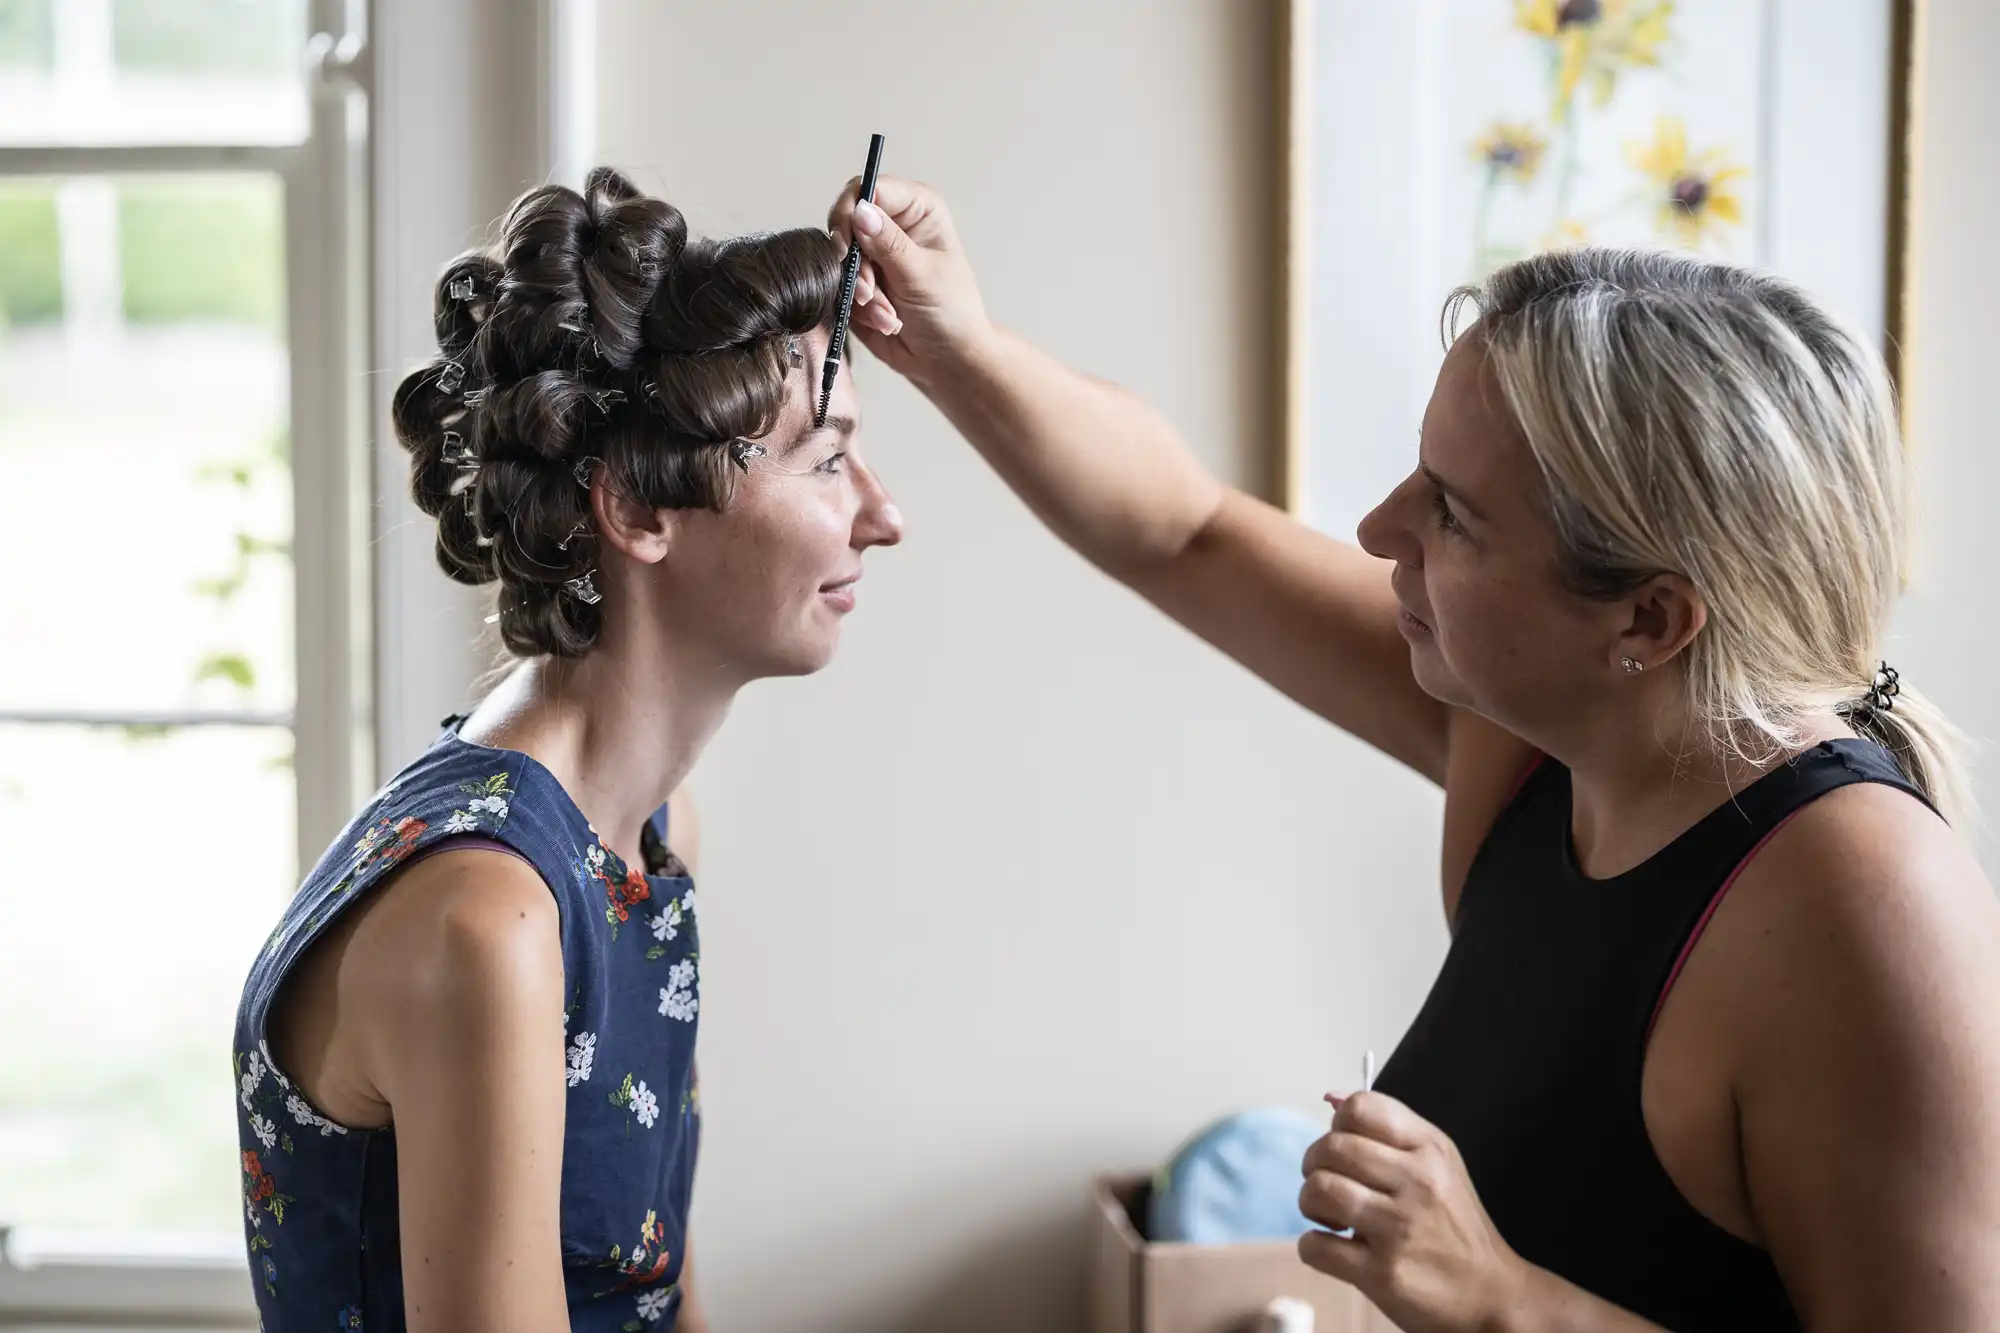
1851, 661, 1901, 725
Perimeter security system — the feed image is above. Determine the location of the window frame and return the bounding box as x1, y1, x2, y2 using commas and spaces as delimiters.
0, 0, 373, 1322
0, 0, 589, 1315
0, 4, 375, 882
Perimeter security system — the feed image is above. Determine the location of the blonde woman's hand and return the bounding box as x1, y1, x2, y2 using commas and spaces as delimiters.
828, 175, 991, 383
1298, 1090, 1533, 1333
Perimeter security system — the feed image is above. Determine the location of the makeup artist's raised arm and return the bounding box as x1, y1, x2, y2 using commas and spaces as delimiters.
831, 177, 1450, 781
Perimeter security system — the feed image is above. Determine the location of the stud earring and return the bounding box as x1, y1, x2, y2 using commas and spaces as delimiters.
1621, 656, 1645, 674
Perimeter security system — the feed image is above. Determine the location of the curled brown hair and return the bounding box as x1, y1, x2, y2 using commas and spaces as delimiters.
391, 167, 843, 657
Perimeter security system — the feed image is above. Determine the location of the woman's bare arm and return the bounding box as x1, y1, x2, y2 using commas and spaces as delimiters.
349, 851, 572, 1332
1727, 788, 2000, 1329
829, 180, 1449, 780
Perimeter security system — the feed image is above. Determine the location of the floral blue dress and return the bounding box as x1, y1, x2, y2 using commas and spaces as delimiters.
233, 718, 702, 1332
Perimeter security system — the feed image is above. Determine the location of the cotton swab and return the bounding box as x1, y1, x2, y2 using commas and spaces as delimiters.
1325, 1050, 1376, 1241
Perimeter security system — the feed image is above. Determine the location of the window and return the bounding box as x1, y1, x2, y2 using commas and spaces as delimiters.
0, 0, 369, 1322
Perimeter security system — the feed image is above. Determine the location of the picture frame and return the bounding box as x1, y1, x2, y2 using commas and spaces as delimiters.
1277, 0, 1923, 534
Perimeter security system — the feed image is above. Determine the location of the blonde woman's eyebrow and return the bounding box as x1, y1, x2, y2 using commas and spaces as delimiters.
1421, 462, 1488, 522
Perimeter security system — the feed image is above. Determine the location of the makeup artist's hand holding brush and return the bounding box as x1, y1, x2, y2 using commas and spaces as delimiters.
828, 175, 991, 382
826, 174, 1219, 569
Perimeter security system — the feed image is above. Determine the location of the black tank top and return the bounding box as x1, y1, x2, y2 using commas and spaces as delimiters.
1374, 739, 1930, 1332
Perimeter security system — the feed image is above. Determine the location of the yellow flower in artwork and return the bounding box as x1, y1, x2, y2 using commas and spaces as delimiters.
1512, 0, 1565, 37
1627, 116, 1748, 248
1514, 0, 1676, 121
1471, 122, 1550, 185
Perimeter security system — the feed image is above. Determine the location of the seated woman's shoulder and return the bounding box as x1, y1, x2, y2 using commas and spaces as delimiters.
354, 849, 561, 1008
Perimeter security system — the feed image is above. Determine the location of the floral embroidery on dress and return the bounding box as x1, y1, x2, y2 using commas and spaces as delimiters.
587, 838, 653, 940
431, 772, 513, 840
459, 772, 512, 816
606, 872, 650, 938
566, 1030, 597, 1087
657, 957, 698, 1022
353, 815, 427, 869
608, 1074, 663, 1133
630, 1081, 659, 1129
259, 1253, 278, 1295
634, 1285, 674, 1323
596, 1207, 676, 1329
240, 1048, 267, 1110
242, 1149, 295, 1224
647, 900, 681, 945
285, 1092, 347, 1137
336, 1303, 364, 1330
237, 1048, 302, 1157
644, 887, 699, 960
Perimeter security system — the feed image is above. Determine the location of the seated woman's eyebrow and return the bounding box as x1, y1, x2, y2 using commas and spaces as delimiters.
783, 413, 858, 455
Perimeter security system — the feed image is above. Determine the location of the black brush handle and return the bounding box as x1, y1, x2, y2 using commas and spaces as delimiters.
817, 133, 887, 425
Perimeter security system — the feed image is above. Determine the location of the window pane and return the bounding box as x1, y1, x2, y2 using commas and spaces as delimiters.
0, 0, 54, 72
113, 0, 302, 80
0, 173, 293, 716
0, 0, 307, 146
0, 180, 62, 322
120, 175, 285, 329
0, 722, 295, 1233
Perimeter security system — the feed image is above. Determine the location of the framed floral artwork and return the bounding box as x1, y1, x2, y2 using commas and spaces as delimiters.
1277, 0, 1921, 534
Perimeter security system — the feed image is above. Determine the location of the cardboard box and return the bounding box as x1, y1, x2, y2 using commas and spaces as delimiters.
1089, 1175, 1400, 1333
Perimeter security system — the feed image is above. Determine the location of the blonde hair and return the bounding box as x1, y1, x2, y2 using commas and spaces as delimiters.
1447, 247, 1970, 824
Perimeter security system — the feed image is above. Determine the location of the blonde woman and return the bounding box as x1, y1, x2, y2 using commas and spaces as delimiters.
830, 180, 2000, 1331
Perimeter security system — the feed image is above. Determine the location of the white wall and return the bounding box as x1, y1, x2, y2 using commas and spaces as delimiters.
593, 4, 1446, 1330
1898, 0, 2000, 870
370, 0, 549, 772
355, 2, 1998, 1329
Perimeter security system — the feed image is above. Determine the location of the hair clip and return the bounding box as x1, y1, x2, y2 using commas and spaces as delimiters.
574, 455, 600, 488
557, 519, 590, 551
730, 440, 767, 472
785, 336, 804, 368
640, 259, 661, 281
640, 378, 664, 414
463, 387, 489, 408
437, 361, 465, 394
1855, 661, 1901, 723
564, 571, 603, 605
448, 275, 476, 302
584, 386, 627, 415
559, 314, 587, 334
441, 430, 476, 467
